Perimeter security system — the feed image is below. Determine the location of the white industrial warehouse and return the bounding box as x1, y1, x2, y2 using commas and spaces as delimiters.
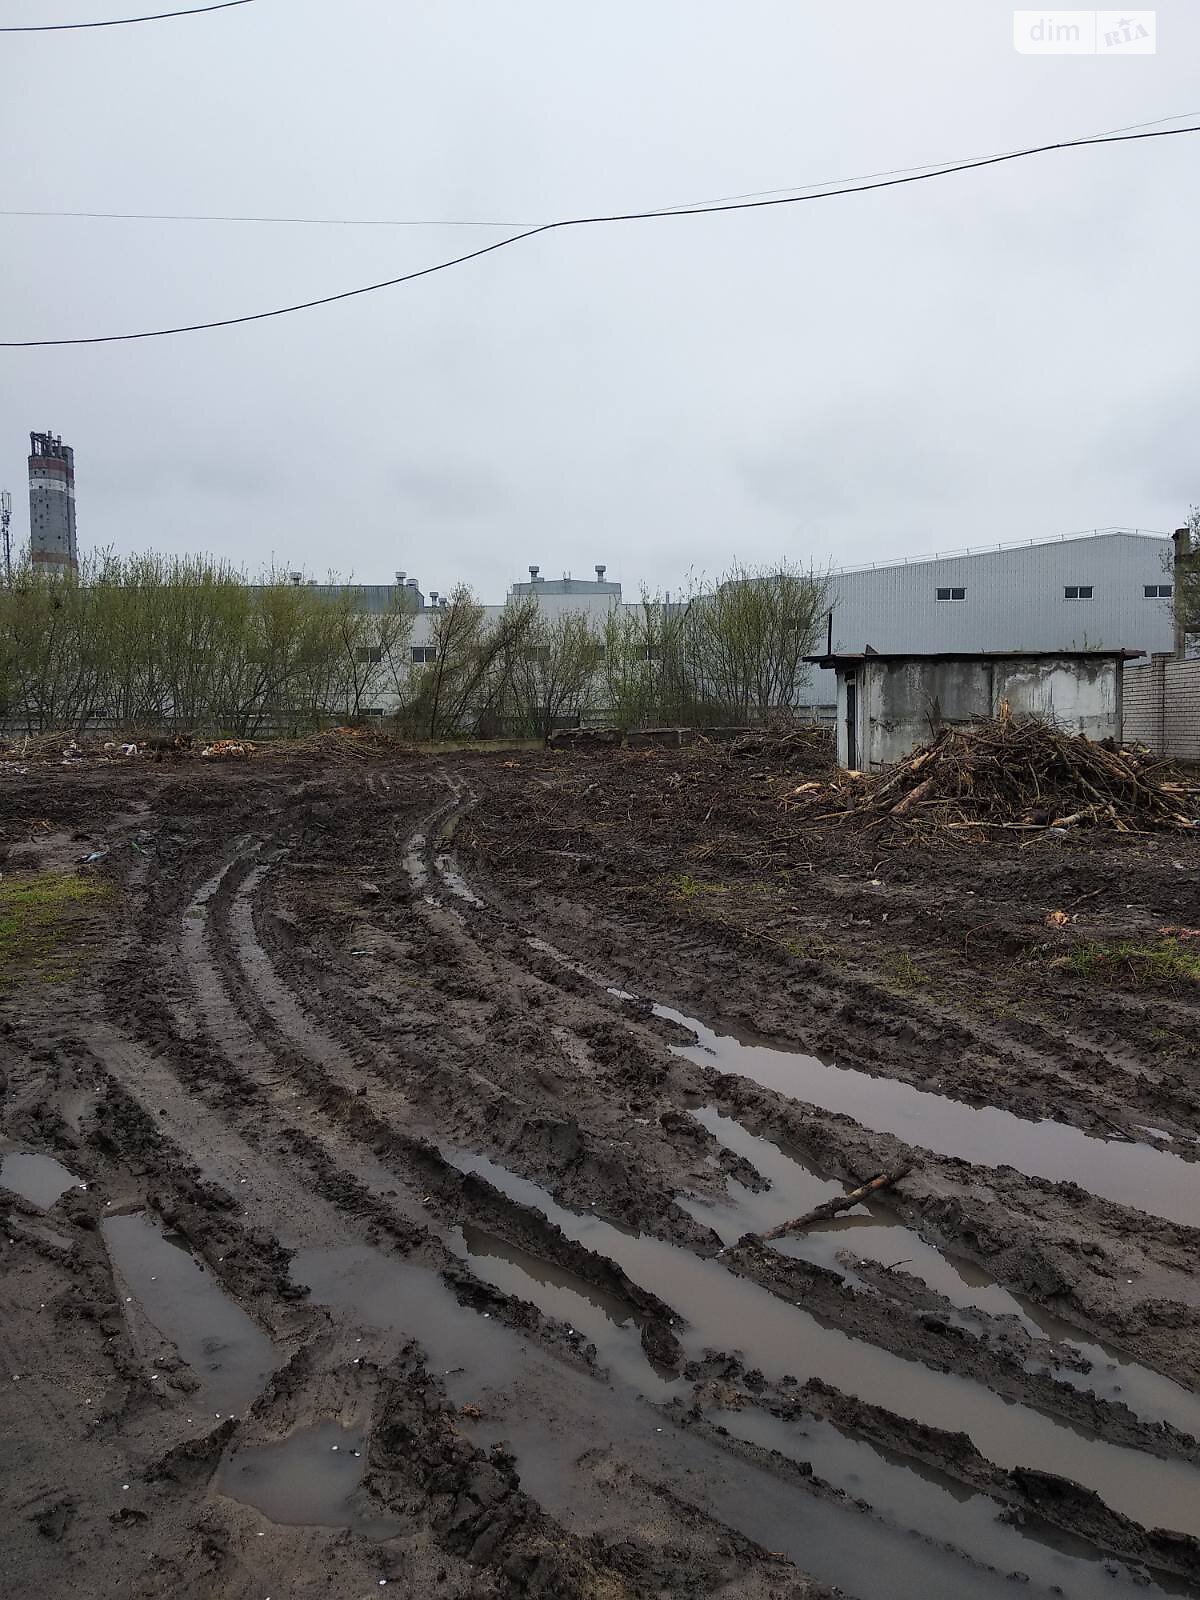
353, 528, 1177, 716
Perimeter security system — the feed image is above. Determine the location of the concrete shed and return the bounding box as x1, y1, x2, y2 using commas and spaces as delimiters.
807, 649, 1142, 770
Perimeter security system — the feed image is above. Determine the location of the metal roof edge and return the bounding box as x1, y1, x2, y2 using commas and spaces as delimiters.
806, 648, 1146, 665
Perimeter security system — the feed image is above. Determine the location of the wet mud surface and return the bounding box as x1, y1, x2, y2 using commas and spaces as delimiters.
3, 747, 1200, 1598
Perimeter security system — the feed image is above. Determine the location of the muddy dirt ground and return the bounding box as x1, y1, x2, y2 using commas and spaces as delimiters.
3, 745, 1200, 1600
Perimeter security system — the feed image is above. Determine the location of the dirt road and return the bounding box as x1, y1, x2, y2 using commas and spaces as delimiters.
3, 746, 1200, 1599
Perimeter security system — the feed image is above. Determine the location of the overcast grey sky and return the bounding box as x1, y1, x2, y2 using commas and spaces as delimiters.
2, 0, 1198, 598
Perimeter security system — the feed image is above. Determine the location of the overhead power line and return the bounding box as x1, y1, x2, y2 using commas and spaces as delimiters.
0, 0, 254, 31
5, 111, 1195, 232
0, 207, 534, 229
3, 124, 1196, 349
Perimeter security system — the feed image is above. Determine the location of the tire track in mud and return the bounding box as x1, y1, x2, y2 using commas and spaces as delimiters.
47, 771, 1197, 1597
230, 793, 1196, 1580
473, 798, 1200, 1156
75, 822, 1098, 1600
380, 803, 1200, 1580
462, 840, 1200, 1296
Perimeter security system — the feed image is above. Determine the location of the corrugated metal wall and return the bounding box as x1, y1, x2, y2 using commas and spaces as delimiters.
814, 533, 1174, 704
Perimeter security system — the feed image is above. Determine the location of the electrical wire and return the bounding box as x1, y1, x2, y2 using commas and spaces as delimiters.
0, 207, 534, 229
653, 110, 1200, 213
3, 124, 1196, 348
0, 0, 254, 31
5, 112, 1195, 232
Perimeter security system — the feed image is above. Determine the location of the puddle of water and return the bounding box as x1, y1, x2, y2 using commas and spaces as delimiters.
289, 1158, 1188, 1592
1, 1151, 84, 1209
516, 924, 1200, 1232
441, 1146, 1200, 1539
450, 1223, 668, 1392
659, 1004, 1200, 1230
402, 833, 429, 891
218, 1421, 402, 1537
719, 1407, 1185, 1598
434, 853, 483, 907
102, 1213, 275, 1415
291, 1243, 526, 1397
686, 1107, 1200, 1439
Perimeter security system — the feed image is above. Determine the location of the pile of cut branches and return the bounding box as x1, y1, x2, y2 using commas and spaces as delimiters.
264, 726, 409, 763
833, 718, 1197, 833
726, 723, 834, 771
1, 731, 102, 762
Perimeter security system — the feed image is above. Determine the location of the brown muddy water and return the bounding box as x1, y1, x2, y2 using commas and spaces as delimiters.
449, 1222, 663, 1387
219, 1421, 402, 1538
101, 1212, 275, 1416
292, 1235, 1163, 1599
659, 1005, 1200, 1229
716, 1406, 1190, 1598
510, 906, 1199, 1233
685, 1104, 1200, 1440
440, 1146, 1200, 1540
1, 1151, 84, 1209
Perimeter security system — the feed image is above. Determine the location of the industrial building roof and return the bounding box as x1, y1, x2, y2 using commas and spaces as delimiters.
807, 648, 1145, 666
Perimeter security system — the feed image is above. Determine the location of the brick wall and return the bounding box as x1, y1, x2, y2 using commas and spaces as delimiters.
1123, 656, 1200, 758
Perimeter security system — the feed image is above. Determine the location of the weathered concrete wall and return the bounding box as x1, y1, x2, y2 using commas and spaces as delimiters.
842, 656, 1123, 768
993, 659, 1118, 741
864, 661, 991, 765
1123, 657, 1200, 759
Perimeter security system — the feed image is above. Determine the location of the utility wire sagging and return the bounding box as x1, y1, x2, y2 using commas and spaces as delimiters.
2, 124, 1197, 349
0, 0, 255, 31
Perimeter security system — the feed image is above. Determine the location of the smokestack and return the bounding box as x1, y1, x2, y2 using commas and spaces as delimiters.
529, 564, 540, 583
395, 570, 406, 585
1174, 528, 1191, 658
429, 590, 439, 606
595, 563, 606, 581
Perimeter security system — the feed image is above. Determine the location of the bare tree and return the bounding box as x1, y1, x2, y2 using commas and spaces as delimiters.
687, 561, 830, 722
512, 610, 603, 741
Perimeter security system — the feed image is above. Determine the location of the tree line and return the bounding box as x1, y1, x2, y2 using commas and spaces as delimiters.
0, 553, 830, 739
391, 559, 830, 739
0, 555, 413, 737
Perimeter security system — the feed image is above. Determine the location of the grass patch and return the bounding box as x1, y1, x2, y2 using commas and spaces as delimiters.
670, 874, 730, 901
0, 870, 112, 985
1064, 938, 1200, 990
884, 950, 929, 989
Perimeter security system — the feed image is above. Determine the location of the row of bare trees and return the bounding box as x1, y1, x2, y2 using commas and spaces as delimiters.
0, 555, 414, 736
413, 561, 830, 739
0, 555, 830, 739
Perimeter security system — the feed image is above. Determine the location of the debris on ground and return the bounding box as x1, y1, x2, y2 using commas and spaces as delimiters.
749, 1164, 913, 1243
726, 724, 835, 770
4, 732, 105, 763
826, 718, 1198, 833
200, 740, 255, 761
262, 727, 408, 762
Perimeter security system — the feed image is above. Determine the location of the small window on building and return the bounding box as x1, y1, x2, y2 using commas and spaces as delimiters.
524, 646, 552, 665
936, 586, 966, 602
1144, 584, 1173, 599
355, 647, 382, 664
1064, 585, 1093, 600
411, 645, 438, 664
